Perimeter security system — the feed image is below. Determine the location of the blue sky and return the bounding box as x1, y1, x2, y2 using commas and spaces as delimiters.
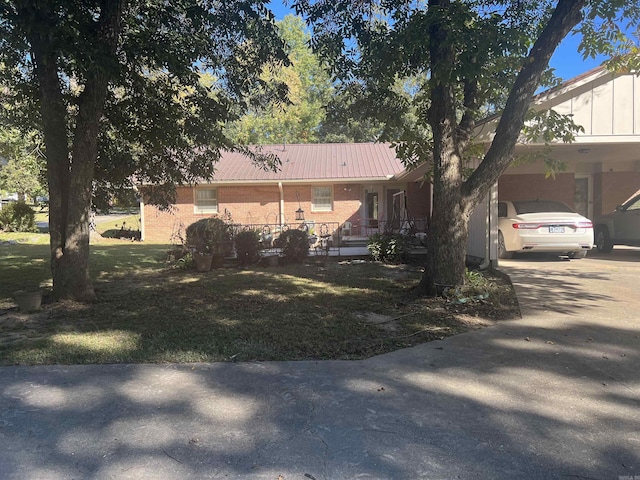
267, 1, 605, 81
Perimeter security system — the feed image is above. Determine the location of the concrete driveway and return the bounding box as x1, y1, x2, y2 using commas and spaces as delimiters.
0, 250, 638, 479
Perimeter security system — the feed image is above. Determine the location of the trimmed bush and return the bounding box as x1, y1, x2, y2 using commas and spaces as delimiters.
0, 201, 38, 232
367, 232, 411, 263
234, 229, 261, 265
185, 217, 232, 254
274, 229, 309, 262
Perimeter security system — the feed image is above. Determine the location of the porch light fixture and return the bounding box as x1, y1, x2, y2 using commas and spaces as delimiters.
295, 192, 305, 221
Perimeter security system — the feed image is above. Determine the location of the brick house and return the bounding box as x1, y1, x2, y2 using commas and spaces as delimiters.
140, 143, 432, 244
141, 67, 640, 264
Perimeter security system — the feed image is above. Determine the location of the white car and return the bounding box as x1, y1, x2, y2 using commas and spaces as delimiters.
498, 200, 593, 259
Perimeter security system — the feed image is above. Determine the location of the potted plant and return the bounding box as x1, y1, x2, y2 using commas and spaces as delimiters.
186, 217, 233, 271
13, 288, 43, 312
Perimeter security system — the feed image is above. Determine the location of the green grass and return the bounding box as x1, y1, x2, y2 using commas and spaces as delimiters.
95, 214, 140, 235
0, 240, 519, 365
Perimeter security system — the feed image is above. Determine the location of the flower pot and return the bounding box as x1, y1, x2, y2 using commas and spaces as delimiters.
194, 253, 213, 272
14, 290, 43, 312
211, 253, 224, 269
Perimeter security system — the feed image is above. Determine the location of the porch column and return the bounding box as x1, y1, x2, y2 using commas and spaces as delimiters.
278, 182, 284, 227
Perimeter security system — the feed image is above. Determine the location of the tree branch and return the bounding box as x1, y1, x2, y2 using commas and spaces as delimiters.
463, 0, 585, 204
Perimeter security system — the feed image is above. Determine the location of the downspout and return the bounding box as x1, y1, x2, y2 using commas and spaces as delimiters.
278, 182, 284, 227
139, 195, 146, 242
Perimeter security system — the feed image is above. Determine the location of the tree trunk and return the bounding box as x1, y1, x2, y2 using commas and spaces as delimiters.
420, 181, 472, 296
417, 0, 471, 295
22, 0, 125, 302
418, 0, 585, 296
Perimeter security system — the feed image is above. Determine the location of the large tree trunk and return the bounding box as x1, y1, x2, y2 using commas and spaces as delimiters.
417, 0, 471, 295
418, 0, 585, 296
22, 0, 125, 302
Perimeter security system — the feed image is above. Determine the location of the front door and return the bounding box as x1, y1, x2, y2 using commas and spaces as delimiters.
574, 175, 592, 219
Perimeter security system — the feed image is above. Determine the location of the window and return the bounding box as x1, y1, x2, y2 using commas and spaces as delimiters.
512, 200, 574, 214
312, 186, 332, 212
195, 188, 218, 214
625, 195, 640, 211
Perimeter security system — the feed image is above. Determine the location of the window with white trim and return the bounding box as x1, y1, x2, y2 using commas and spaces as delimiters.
312, 186, 332, 212
195, 188, 218, 214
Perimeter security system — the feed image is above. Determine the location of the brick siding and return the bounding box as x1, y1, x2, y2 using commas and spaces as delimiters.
593, 171, 640, 218
498, 173, 575, 207
142, 183, 366, 243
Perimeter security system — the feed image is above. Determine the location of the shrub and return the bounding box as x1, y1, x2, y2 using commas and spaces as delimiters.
274, 229, 309, 262
185, 217, 232, 255
101, 224, 142, 240
367, 232, 411, 263
234, 229, 261, 265
164, 249, 194, 270
0, 201, 38, 232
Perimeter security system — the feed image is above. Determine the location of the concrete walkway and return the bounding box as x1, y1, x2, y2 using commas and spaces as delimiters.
1, 250, 639, 479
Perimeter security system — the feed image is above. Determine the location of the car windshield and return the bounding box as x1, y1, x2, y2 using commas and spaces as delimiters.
512, 200, 575, 214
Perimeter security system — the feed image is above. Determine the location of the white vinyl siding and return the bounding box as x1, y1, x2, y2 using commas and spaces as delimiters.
312, 186, 332, 212
195, 188, 218, 214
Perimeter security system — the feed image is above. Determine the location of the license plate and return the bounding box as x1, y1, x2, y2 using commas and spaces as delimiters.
549, 226, 565, 233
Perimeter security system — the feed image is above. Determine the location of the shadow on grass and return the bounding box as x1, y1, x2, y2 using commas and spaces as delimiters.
1, 246, 516, 365
0, 243, 170, 300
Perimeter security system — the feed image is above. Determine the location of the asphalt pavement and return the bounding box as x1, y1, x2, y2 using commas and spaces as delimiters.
0, 249, 638, 479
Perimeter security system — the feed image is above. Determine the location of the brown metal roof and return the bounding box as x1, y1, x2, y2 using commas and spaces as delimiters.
211, 143, 404, 182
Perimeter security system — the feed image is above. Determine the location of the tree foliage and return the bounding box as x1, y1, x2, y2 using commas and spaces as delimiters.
227, 14, 392, 144
0, 200, 37, 232
227, 14, 331, 144
294, 0, 640, 294
0, 0, 288, 301
0, 129, 45, 201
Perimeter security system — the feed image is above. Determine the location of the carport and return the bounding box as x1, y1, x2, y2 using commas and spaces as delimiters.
471, 66, 640, 266
478, 66, 640, 220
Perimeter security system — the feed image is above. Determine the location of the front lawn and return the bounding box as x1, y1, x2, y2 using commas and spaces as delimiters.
0, 241, 519, 365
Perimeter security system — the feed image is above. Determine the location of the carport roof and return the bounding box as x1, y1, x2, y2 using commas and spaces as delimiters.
475, 66, 640, 146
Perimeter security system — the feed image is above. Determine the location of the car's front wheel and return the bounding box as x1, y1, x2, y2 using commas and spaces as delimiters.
595, 226, 613, 253
498, 231, 513, 259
